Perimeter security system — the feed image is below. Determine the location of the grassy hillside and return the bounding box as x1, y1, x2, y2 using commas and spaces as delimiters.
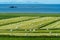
0, 13, 60, 40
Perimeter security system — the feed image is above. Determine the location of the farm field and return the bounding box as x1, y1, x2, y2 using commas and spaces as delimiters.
0, 13, 60, 40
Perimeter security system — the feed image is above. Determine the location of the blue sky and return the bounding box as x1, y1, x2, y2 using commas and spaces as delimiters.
0, 0, 60, 4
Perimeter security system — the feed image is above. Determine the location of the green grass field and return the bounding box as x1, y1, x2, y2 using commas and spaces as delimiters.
0, 13, 60, 40
0, 36, 60, 40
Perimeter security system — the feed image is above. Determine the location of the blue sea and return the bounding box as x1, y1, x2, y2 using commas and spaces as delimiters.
0, 4, 60, 13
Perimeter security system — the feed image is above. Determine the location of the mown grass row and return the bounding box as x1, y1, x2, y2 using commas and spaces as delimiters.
0, 17, 59, 29
0, 33, 60, 36
41, 20, 60, 29
40, 19, 60, 29
0, 29, 60, 33
0, 17, 38, 26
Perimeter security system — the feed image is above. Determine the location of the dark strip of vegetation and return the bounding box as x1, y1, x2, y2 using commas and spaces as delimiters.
0, 35, 60, 38
0, 16, 20, 20
0, 13, 60, 17
42, 28, 60, 30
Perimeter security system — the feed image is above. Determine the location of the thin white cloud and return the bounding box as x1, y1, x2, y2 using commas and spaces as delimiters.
0, 0, 60, 4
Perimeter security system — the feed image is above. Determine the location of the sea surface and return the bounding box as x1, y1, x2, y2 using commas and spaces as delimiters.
0, 4, 60, 13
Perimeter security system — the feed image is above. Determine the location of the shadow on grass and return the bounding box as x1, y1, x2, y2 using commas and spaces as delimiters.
0, 35, 60, 38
